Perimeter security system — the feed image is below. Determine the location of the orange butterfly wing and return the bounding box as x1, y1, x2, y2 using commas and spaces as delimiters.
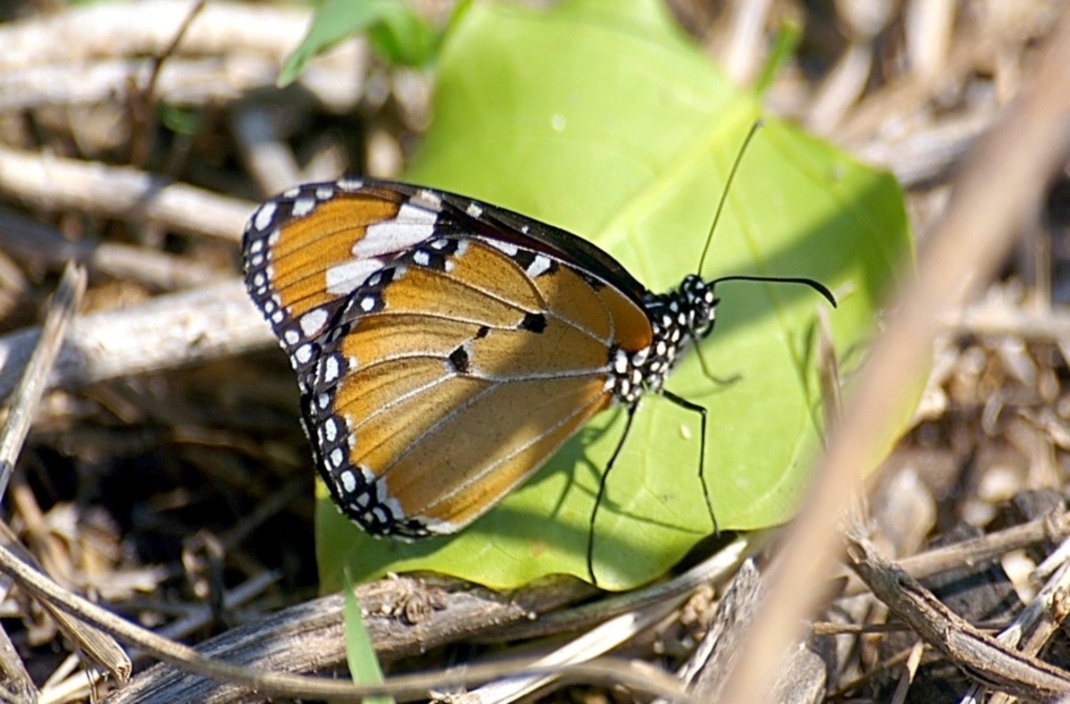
244, 180, 654, 536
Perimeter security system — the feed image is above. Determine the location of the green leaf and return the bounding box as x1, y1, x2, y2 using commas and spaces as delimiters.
341, 569, 393, 704
278, 0, 437, 87
755, 18, 803, 96
318, 0, 913, 592
156, 103, 202, 136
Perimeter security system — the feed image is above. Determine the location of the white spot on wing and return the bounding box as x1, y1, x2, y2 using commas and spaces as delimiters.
326, 259, 384, 295
323, 356, 340, 383
485, 239, 519, 257
527, 255, 552, 277
415, 190, 443, 210
300, 308, 328, 337
416, 516, 457, 535
253, 202, 276, 232
293, 197, 316, 218
358, 203, 437, 256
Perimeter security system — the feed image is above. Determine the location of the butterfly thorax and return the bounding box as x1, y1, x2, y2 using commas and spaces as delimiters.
606, 274, 719, 405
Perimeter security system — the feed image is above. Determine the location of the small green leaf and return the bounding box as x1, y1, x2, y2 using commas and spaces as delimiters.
156, 104, 202, 136
341, 569, 393, 704
365, 4, 438, 66
318, 0, 913, 592
278, 0, 436, 87
755, 18, 803, 96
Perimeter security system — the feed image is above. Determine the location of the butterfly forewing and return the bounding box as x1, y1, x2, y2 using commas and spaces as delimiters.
243, 180, 655, 537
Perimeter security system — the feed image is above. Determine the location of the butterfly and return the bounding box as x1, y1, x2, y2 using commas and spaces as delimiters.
242, 176, 834, 575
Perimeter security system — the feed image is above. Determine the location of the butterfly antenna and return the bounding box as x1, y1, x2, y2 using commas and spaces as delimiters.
696, 120, 765, 276
690, 275, 836, 391
709, 274, 838, 308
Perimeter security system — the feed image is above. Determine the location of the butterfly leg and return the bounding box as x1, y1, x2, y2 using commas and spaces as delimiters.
694, 340, 741, 388
587, 403, 639, 587
661, 390, 717, 536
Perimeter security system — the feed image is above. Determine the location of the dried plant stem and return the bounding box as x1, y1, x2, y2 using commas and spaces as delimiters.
0, 281, 270, 403
0, 262, 85, 499
847, 534, 1070, 700
0, 542, 692, 703
0, 145, 252, 242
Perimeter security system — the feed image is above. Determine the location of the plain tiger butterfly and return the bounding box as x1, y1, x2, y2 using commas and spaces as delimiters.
242, 157, 834, 581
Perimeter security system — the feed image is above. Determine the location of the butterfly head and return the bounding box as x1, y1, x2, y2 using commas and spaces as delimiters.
678, 274, 720, 340
626, 275, 721, 398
